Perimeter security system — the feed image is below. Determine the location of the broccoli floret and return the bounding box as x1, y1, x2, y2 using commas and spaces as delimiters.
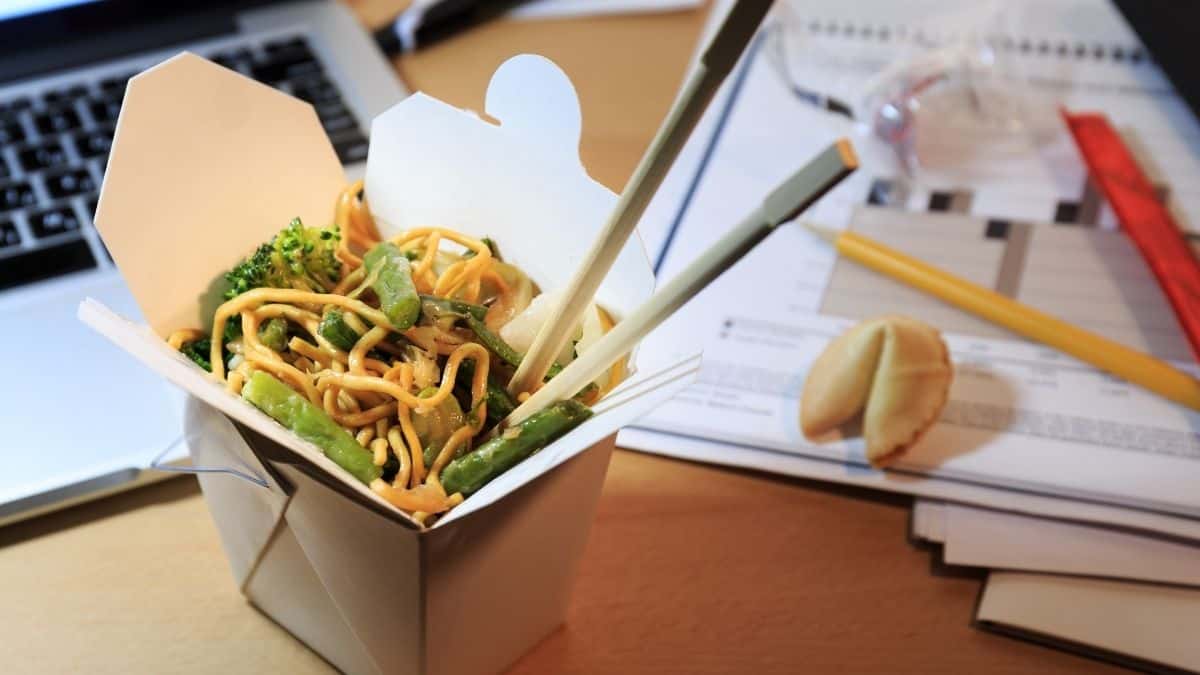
223, 217, 342, 300
180, 338, 212, 372
274, 217, 342, 284
224, 243, 275, 299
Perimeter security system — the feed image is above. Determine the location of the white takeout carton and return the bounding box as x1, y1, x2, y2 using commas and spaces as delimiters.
79, 53, 698, 675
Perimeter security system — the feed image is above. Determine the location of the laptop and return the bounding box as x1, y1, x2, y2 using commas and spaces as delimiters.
0, 0, 408, 526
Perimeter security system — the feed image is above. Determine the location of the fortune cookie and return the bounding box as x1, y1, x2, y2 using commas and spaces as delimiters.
800, 316, 952, 466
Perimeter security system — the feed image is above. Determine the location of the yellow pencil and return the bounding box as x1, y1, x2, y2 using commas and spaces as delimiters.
803, 223, 1200, 412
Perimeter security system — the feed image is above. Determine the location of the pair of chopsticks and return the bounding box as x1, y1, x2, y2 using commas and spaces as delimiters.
501, 0, 864, 426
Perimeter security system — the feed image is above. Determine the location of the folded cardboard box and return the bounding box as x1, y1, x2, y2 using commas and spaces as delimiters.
80, 52, 696, 675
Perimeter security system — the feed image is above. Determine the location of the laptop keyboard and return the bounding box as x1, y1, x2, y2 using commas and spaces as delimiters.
0, 33, 370, 292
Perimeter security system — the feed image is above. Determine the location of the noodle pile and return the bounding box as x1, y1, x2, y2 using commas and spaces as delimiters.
168, 181, 594, 523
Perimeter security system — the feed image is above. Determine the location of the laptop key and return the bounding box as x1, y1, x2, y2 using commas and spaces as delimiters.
0, 220, 19, 248
88, 98, 122, 124
0, 119, 25, 145
264, 36, 309, 53
0, 181, 36, 211
293, 78, 341, 105
73, 129, 113, 158
0, 97, 32, 115
252, 45, 320, 83
40, 90, 66, 106
331, 130, 369, 164
34, 107, 83, 135
29, 206, 81, 238
211, 47, 253, 72
41, 86, 87, 107
318, 101, 360, 135
18, 140, 68, 172
43, 169, 95, 199
0, 238, 96, 291
99, 72, 135, 95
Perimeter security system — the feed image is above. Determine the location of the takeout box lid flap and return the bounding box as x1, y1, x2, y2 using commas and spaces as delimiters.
93, 52, 346, 337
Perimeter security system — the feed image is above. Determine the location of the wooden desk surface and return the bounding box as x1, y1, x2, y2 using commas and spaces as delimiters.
0, 3, 1117, 673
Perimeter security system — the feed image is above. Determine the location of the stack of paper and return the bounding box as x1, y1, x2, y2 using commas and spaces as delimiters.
623, 0, 1200, 669
912, 501, 1200, 671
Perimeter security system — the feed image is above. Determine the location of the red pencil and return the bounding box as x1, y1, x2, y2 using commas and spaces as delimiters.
1061, 110, 1200, 361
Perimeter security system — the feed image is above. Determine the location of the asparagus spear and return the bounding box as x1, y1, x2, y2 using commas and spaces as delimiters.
364, 242, 421, 329
241, 371, 381, 485
440, 399, 592, 496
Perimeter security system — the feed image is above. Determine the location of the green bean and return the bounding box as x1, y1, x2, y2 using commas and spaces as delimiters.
257, 317, 289, 352
318, 308, 362, 352
241, 371, 381, 485
364, 242, 421, 329
456, 359, 517, 426
419, 294, 488, 322
465, 315, 523, 367
440, 400, 592, 496
464, 315, 565, 380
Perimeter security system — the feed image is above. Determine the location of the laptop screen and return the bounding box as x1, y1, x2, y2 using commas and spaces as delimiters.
0, 1, 281, 83
0, 1, 100, 22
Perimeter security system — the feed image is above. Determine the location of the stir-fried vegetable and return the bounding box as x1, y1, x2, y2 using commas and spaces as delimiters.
481, 261, 533, 329
242, 371, 381, 485
456, 359, 517, 426
180, 338, 212, 372
257, 317, 289, 352
466, 315, 523, 367
420, 295, 488, 322
223, 218, 342, 299
440, 400, 592, 496
363, 242, 421, 329
318, 308, 362, 352
412, 386, 468, 467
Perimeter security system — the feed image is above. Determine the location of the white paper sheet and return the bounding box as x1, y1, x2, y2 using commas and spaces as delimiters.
911, 500, 946, 542
977, 572, 1200, 672
945, 503, 1200, 586
624, 0, 1200, 535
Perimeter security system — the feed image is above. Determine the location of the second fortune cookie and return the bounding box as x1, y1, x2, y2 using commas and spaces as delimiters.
800, 316, 953, 466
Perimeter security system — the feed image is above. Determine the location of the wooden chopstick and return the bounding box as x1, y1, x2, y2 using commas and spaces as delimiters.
501, 140, 858, 427
505, 0, 775, 397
